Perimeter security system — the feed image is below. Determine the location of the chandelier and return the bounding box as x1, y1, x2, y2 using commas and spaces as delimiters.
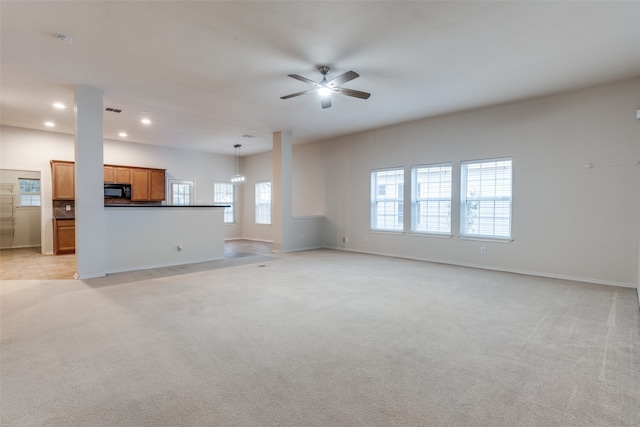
231, 144, 245, 183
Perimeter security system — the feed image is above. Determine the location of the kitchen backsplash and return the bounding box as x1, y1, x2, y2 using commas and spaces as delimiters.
53, 200, 75, 218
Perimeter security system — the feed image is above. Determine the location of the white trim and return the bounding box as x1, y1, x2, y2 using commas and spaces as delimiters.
459, 236, 513, 243
410, 232, 453, 239
324, 246, 636, 289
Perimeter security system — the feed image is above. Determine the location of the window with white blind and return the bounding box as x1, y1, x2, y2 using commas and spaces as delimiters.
461, 158, 512, 239
255, 181, 271, 225
214, 182, 235, 223
371, 168, 404, 231
19, 178, 41, 206
169, 180, 194, 205
412, 163, 451, 234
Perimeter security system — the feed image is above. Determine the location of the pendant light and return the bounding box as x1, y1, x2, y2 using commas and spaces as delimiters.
231, 144, 245, 183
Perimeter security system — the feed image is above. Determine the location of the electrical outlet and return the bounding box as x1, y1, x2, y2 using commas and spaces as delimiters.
342, 237, 348, 243
363, 236, 368, 242
480, 246, 487, 255
65, 205, 71, 211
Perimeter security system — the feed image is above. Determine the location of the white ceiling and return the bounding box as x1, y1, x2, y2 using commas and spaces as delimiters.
2, 1, 639, 156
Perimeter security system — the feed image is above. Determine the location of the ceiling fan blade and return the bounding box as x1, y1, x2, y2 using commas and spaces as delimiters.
327, 71, 359, 87
280, 89, 317, 100
334, 87, 371, 100
321, 96, 331, 109
287, 74, 322, 88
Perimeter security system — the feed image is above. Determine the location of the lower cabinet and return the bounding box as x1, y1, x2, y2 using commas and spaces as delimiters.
54, 218, 75, 255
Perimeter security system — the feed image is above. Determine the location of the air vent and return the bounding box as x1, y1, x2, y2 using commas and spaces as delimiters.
105, 107, 122, 113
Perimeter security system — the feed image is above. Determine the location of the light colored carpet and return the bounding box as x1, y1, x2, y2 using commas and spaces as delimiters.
1, 249, 639, 426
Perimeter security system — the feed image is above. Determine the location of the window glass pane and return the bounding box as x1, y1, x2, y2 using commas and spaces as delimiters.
214, 182, 235, 223
255, 181, 271, 225
412, 164, 451, 234
172, 183, 191, 205
371, 168, 404, 231
461, 158, 512, 238
18, 179, 41, 207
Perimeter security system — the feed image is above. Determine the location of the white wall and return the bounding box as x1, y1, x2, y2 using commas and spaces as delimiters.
105, 207, 225, 274
0, 126, 241, 253
320, 78, 640, 287
292, 142, 325, 216
239, 142, 328, 244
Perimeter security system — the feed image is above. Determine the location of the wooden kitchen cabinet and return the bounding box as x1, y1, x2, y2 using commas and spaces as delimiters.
131, 168, 165, 201
54, 218, 75, 255
104, 165, 132, 184
51, 160, 75, 200
149, 169, 165, 200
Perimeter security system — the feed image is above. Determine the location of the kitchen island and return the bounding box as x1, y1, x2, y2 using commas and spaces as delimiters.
104, 205, 229, 274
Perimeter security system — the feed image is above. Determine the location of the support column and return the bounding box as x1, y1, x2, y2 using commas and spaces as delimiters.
272, 131, 293, 253
74, 85, 106, 278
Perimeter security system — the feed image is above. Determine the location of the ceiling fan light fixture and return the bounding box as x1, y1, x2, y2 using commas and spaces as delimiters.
318, 87, 332, 97
280, 65, 371, 109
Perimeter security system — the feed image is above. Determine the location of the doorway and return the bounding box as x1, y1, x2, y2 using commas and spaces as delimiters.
0, 169, 42, 250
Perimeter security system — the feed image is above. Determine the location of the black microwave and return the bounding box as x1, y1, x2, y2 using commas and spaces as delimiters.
104, 184, 131, 198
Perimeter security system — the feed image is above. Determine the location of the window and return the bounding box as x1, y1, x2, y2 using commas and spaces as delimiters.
214, 182, 235, 223
19, 178, 41, 206
412, 164, 451, 234
461, 158, 512, 238
255, 181, 271, 225
169, 179, 194, 205
371, 168, 404, 231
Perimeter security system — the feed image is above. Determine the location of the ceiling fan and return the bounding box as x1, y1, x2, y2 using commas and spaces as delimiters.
280, 66, 371, 109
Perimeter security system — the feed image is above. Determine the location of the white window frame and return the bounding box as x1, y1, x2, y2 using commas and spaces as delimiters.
214, 182, 236, 224
255, 181, 271, 225
168, 179, 195, 206
371, 168, 404, 232
19, 178, 41, 207
411, 163, 452, 235
460, 157, 512, 239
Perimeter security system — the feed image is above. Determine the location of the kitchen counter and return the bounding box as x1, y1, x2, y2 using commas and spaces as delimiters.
105, 204, 229, 208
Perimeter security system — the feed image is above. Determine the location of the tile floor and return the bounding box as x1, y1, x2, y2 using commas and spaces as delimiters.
0, 240, 273, 280
0, 247, 76, 280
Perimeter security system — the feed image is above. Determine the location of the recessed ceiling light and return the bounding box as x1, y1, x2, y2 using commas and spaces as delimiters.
53, 102, 66, 109
118, 132, 128, 138
141, 118, 151, 125
44, 121, 55, 127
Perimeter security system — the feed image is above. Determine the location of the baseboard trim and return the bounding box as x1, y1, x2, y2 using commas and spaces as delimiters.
325, 246, 636, 289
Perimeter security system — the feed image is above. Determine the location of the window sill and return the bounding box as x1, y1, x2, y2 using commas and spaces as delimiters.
370, 229, 404, 235
459, 236, 513, 243
410, 232, 453, 239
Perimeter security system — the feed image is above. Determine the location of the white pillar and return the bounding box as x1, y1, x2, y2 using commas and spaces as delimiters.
272, 131, 293, 253
74, 85, 106, 278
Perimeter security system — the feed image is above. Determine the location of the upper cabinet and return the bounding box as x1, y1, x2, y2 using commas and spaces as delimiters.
51, 160, 75, 200
131, 167, 166, 201
51, 161, 165, 202
104, 165, 132, 184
